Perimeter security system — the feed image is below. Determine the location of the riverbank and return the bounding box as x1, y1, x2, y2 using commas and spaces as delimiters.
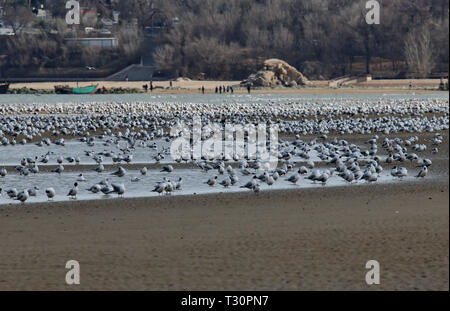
5, 79, 447, 94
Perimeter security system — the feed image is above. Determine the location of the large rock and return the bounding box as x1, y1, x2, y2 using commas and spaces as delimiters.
241, 59, 308, 87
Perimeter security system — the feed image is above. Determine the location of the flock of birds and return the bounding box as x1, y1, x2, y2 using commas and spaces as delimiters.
0, 96, 448, 204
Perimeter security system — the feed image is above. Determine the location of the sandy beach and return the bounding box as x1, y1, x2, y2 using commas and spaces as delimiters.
0, 179, 448, 291
8, 79, 447, 94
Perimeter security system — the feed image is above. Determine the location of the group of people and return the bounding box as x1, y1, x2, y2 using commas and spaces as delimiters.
142, 81, 154, 92
214, 85, 234, 94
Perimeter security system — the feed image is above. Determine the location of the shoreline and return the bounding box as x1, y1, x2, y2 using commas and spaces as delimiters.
0, 180, 448, 290
5, 79, 448, 95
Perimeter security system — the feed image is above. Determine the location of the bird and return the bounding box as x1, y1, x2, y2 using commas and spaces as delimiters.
111, 166, 126, 177
206, 176, 218, 186
140, 167, 148, 175
161, 165, 174, 173
15, 190, 29, 203
87, 184, 102, 194
45, 188, 56, 201
7, 188, 18, 199
416, 166, 427, 178
286, 173, 300, 184
52, 164, 64, 174
77, 174, 87, 182
111, 183, 125, 197
67, 183, 79, 199
240, 176, 258, 189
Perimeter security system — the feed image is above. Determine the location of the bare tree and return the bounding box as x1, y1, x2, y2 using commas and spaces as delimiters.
404, 26, 435, 78
3, 5, 34, 35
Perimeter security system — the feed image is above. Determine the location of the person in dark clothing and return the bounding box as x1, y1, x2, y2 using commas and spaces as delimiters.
201, 86, 205, 94
219, 86, 222, 94
215, 86, 218, 93
170, 80, 173, 88
230, 86, 234, 94
150, 81, 154, 92
247, 85, 251, 94
143, 84, 148, 92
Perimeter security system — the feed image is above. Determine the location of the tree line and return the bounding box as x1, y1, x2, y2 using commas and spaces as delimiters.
153, 0, 449, 79
0, 0, 448, 80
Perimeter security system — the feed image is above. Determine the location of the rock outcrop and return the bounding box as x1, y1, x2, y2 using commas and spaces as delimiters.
241, 59, 309, 87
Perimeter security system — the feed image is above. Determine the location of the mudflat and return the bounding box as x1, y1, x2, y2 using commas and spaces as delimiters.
0, 180, 448, 290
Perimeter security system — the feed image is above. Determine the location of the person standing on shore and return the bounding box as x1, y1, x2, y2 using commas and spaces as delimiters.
201, 86, 205, 94
215, 86, 218, 93
219, 86, 222, 94
150, 81, 154, 92
170, 80, 173, 88
247, 84, 251, 94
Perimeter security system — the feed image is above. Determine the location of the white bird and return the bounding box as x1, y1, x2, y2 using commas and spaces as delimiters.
206, 176, 218, 186
111, 166, 126, 177
286, 173, 300, 184
416, 166, 427, 178
95, 164, 105, 173
67, 183, 79, 199
87, 184, 102, 193
220, 177, 232, 187
111, 183, 125, 197
45, 188, 56, 200
240, 176, 258, 189
52, 164, 64, 174
7, 188, 18, 199
161, 165, 174, 173
15, 190, 29, 203
77, 174, 87, 182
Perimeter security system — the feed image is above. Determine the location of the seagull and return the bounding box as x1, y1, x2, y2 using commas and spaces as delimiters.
111, 183, 125, 197
240, 176, 258, 189
95, 164, 105, 173
77, 174, 87, 182
67, 183, 79, 199
111, 166, 126, 177
87, 184, 102, 193
15, 190, 29, 203
286, 173, 300, 184
45, 188, 56, 201
152, 182, 166, 195
206, 176, 218, 186
7, 188, 18, 199
52, 164, 64, 174
416, 166, 427, 178
220, 177, 232, 187
174, 177, 183, 190
27, 187, 39, 197
140, 167, 148, 175
161, 165, 174, 173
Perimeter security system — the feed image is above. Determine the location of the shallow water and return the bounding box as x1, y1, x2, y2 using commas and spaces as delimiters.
0, 93, 448, 106
0, 93, 447, 205
0, 164, 441, 205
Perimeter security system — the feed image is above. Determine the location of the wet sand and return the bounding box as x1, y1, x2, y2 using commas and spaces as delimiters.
0, 180, 448, 291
